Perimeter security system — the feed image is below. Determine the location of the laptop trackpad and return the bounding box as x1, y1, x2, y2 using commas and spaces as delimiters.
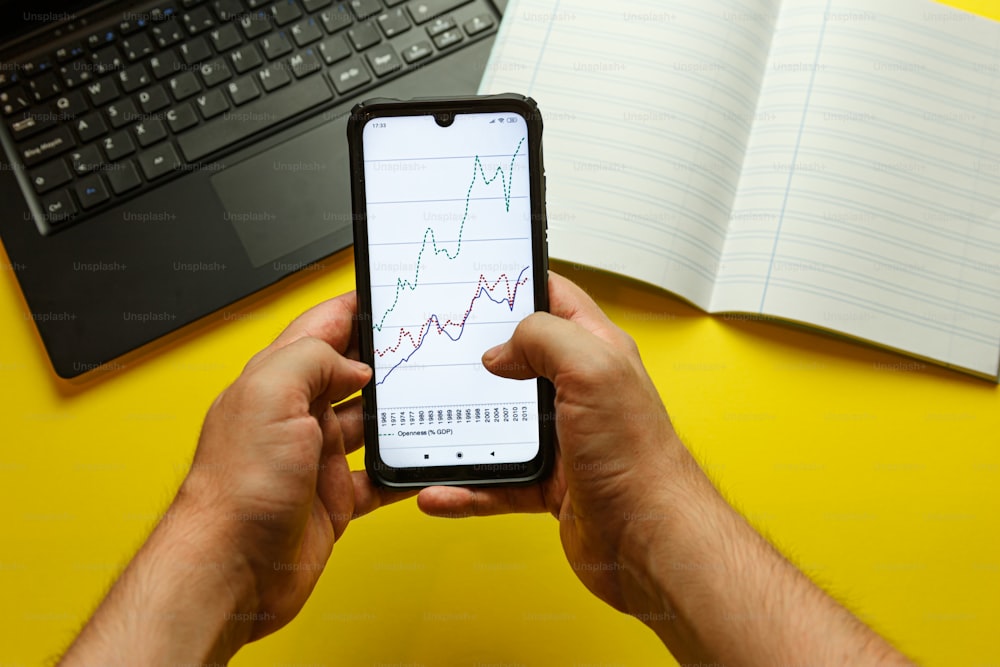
210, 121, 348, 268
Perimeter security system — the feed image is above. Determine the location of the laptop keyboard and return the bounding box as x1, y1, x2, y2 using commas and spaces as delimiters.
0, 0, 497, 229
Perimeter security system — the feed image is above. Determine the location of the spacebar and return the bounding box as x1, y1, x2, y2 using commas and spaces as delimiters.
177, 78, 333, 162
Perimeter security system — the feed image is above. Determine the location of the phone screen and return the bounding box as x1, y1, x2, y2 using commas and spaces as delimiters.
361, 110, 540, 469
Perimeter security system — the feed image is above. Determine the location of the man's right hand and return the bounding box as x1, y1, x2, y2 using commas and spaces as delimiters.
417, 271, 706, 615
418, 271, 914, 667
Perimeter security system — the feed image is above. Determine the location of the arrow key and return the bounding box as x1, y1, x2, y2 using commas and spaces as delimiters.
366, 45, 402, 78
328, 57, 371, 94
30, 159, 73, 194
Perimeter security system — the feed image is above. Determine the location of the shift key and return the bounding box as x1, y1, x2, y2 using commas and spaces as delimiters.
177, 76, 332, 162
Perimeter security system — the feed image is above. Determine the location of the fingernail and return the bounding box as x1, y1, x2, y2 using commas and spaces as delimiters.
482, 343, 504, 362
350, 359, 372, 373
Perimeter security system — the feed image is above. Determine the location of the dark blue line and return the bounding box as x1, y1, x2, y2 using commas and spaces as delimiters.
758, 0, 833, 313
376, 266, 531, 386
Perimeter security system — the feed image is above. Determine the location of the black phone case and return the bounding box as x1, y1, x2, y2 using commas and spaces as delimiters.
347, 93, 554, 489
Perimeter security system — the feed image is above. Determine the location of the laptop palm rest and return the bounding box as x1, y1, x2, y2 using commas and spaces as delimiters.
210, 118, 350, 269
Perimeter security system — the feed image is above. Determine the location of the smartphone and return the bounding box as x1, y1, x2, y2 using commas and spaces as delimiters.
347, 94, 554, 488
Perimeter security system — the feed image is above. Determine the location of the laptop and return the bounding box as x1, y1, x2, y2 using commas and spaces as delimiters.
0, 0, 506, 378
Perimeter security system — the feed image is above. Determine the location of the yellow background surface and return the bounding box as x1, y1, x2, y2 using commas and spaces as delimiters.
2, 2, 999, 664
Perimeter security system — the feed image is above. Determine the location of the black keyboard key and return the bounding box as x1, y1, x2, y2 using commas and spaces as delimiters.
318, 35, 350, 64
184, 6, 217, 33
226, 76, 260, 105
59, 63, 94, 88
366, 44, 401, 77
177, 74, 331, 161
463, 13, 493, 36
350, 0, 381, 19
432, 27, 461, 49
260, 32, 294, 59
230, 45, 263, 73
166, 102, 199, 132
135, 118, 168, 147
107, 159, 143, 194
92, 45, 125, 74
103, 131, 136, 161
118, 63, 152, 93
319, 5, 353, 33
271, 0, 303, 26
400, 40, 431, 64
1, 86, 31, 115
181, 37, 213, 65
52, 91, 90, 119
210, 23, 243, 52
86, 78, 120, 106
377, 9, 410, 37
75, 112, 108, 142
168, 71, 202, 100
290, 18, 323, 47
119, 16, 150, 35
289, 49, 322, 77
9, 112, 56, 141
329, 57, 370, 93
193, 88, 229, 118
239, 11, 273, 39
150, 4, 181, 21
41, 189, 77, 224
122, 33, 156, 61
87, 29, 117, 49
212, 0, 245, 21
54, 42, 85, 63
303, 0, 332, 11
29, 72, 62, 102
22, 127, 76, 166
150, 50, 183, 79
75, 173, 111, 209
139, 142, 182, 179
385, 0, 405, 5
106, 99, 139, 128
0, 71, 20, 89
247, 0, 267, 7
425, 16, 454, 36
258, 63, 292, 91
20, 55, 55, 77
138, 85, 171, 113
70, 145, 104, 175
407, 0, 470, 24
153, 19, 186, 47
183, 0, 208, 7
30, 159, 73, 194
199, 59, 233, 86
348, 22, 380, 50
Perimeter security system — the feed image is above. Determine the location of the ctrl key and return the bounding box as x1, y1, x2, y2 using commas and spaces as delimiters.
40, 189, 78, 224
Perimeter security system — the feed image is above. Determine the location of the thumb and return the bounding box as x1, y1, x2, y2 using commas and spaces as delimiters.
481, 312, 608, 383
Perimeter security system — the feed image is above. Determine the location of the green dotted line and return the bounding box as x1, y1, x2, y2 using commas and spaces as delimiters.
374, 137, 526, 333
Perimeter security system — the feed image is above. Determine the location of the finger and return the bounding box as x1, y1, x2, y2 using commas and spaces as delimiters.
548, 271, 638, 353
245, 337, 372, 419
481, 311, 614, 382
333, 396, 366, 454
245, 293, 361, 374
417, 485, 550, 518
350, 471, 418, 517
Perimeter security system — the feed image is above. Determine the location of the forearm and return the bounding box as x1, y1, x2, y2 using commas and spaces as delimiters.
60, 496, 258, 666
621, 459, 913, 666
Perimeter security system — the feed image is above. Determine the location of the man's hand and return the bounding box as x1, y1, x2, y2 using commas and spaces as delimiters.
419, 272, 914, 666
418, 272, 697, 613
61, 292, 411, 665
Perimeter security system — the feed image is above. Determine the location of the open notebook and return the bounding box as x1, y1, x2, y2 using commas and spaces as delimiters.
480, 0, 1000, 380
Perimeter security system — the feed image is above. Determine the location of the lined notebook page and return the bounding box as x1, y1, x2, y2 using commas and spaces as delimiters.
479, 0, 782, 308
716, 0, 1000, 377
